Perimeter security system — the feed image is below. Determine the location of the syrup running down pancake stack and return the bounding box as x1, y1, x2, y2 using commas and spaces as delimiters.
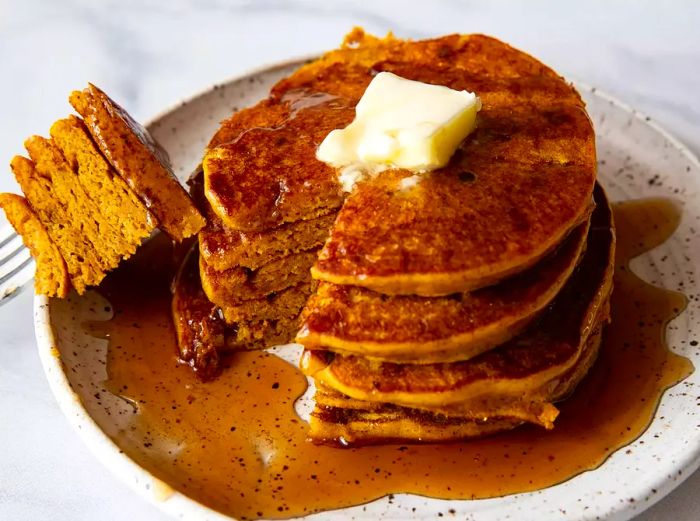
172, 28, 615, 444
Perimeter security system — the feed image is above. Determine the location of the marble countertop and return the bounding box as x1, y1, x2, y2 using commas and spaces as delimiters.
1, 1, 699, 519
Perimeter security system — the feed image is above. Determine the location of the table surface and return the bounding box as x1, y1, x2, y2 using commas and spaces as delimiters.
1, 1, 699, 519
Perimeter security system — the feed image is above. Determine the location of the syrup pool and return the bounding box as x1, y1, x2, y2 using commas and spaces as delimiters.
85, 197, 692, 520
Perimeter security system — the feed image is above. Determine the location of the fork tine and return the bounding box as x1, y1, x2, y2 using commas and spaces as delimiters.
0, 227, 36, 303
0, 227, 19, 249
0, 247, 32, 283
0, 240, 28, 268
0, 257, 34, 303
0, 233, 24, 258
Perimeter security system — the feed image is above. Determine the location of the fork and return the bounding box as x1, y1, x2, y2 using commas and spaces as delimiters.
0, 226, 34, 304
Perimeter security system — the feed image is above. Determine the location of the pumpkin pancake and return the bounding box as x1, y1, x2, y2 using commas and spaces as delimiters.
203, 29, 596, 295
172, 244, 304, 380
199, 211, 335, 272
203, 94, 352, 231
200, 249, 317, 305
297, 213, 590, 364
189, 165, 335, 272
309, 321, 604, 445
70, 83, 205, 241
219, 280, 313, 325
171, 244, 226, 380
302, 185, 615, 412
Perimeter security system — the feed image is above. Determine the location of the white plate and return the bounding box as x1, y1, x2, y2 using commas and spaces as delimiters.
34, 59, 700, 521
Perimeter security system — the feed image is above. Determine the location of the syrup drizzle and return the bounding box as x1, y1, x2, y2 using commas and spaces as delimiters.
87, 197, 692, 520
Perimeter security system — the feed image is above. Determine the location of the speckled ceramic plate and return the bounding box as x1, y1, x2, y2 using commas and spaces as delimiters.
34, 59, 700, 521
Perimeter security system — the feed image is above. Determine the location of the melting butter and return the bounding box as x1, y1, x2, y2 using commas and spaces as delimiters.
317, 71, 481, 191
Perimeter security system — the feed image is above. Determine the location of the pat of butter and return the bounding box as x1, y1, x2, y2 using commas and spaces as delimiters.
317, 71, 481, 179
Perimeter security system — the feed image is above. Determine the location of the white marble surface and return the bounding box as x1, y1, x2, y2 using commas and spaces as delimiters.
1, 1, 699, 519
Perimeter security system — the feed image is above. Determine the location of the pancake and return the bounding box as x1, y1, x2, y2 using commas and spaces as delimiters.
203, 94, 352, 231
311, 403, 523, 447
172, 244, 304, 379
189, 167, 335, 272
302, 185, 615, 412
70, 83, 205, 241
203, 29, 596, 296
226, 314, 300, 352
297, 214, 590, 364
199, 212, 335, 272
219, 280, 313, 324
0, 193, 70, 297
309, 320, 604, 445
200, 249, 317, 305
172, 243, 226, 380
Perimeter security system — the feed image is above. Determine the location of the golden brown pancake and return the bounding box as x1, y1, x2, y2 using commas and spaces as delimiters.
200, 249, 317, 306
199, 212, 335, 272
70, 83, 205, 241
311, 402, 523, 447
172, 244, 303, 380
302, 185, 615, 412
203, 94, 352, 231
219, 280, 313, 324
297, 215, 590, 364
309, 321, 604, 445
0, 193, 70, 297
189, 166, 335, 272
203, 29, 596, 296
172, 243, 226, 380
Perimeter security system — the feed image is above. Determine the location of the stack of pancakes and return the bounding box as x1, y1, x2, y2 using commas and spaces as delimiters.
299, 185, 614, 444
182, 92, 355, 369
173, 28, 615, 443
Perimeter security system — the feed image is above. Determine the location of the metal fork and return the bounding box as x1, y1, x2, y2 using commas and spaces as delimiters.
0, 226, 34, 304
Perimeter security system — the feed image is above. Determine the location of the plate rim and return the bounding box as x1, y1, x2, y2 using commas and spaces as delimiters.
33, 57, 700, 521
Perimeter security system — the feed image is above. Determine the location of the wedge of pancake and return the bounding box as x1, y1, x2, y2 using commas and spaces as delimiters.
2, 84, 203, 296
199, 208, 334, 272
301, 185, 614, 445
203, 95, 352, 231
0, 193, 70, 297
70, 83, 205, 241
200, 249, 317, 304
172, 244, 305, 380
203, 28, 596, 296
297, 214, 590, 364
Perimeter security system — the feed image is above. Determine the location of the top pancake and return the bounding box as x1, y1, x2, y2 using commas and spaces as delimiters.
204, 29, 596, 295
204, 96, 352, 231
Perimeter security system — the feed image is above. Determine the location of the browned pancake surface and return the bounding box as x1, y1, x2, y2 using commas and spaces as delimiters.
298, 217, 589, 363
304, 186, 615, 407
204, 96, 353, 231
309, 322, 604, 445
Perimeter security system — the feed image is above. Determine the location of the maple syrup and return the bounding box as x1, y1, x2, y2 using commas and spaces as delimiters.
89, 197, 692, 520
